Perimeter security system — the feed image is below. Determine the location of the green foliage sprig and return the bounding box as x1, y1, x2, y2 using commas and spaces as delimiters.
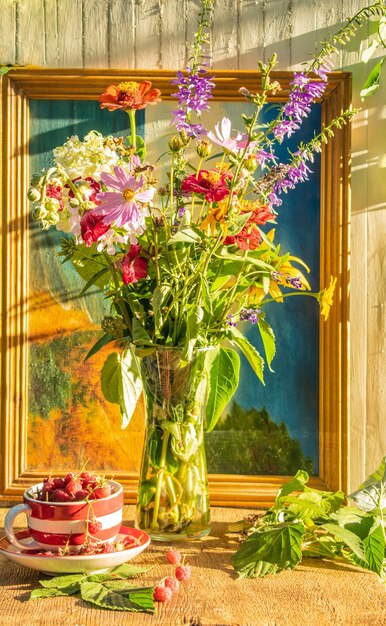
232, 457, 386, 582
29, 564, 155, 613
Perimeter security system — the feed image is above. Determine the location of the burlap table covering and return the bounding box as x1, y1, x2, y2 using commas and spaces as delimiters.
0, 505, 384, 626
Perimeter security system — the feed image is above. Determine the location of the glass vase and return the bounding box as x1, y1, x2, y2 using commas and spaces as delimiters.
136, 348, 211, 541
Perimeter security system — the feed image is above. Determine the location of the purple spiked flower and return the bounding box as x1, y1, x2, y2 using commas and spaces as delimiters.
240, 308, 261, 325
171, 67, 215, 137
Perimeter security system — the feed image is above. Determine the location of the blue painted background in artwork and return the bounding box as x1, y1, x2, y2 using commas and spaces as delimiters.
233, 104, 321, 471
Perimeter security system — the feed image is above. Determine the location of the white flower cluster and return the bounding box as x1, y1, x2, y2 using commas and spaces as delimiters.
53, 130, 121, 179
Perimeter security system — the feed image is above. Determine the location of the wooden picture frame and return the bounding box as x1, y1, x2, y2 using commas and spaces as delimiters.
0, 69, 350, 506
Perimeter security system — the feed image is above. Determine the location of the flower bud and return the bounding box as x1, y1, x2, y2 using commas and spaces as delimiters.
196, 139, 212, 158
69, 197, 80, 207
169, 135, 184, 152
157, 185, 169, 197
45, 198, 60, 213
27, 187, 41, 202
244, 154, 258, 173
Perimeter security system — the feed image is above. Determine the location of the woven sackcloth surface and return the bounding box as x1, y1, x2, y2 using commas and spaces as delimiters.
0, 505, 385, 626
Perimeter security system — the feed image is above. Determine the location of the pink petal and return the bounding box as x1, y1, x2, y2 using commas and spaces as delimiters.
113, 166, 132, 188
100, 172, 124, 191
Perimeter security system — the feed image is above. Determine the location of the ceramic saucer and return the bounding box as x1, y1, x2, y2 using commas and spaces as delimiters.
0, 525, 150, 575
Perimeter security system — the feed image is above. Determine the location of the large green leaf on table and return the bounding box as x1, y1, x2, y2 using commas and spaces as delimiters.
80, 580, 155, 613
360, 57, 385, 100
232, 522, 305, 578
348, 524, 386, 576
274, 470, 309, 502
228, 326, 264, 384
285, 489, 344, 523
205, 346, 240, 432
101, 348, 143, 429
257, 318, 276, 371
349, 456, 386, 512
30, 588, 72, 599
321, 523, 367, 563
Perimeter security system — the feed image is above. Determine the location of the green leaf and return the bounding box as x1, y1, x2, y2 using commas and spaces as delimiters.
321, 523, 367, 563
220, 249, 273, 271
0, 65, 14, 76
137, 479, 157, 507
30, 588, 72, 599
152, 284, 170, 337
80, 580, 155, 613
84, 332, 115, 361
119, 347, 143, 429
170, 226, 203, 243
109, 564, 152, 578
228, 326, 264, 384
361, 39, 379, 63
71, 246, 110, 291
228, 211, 252, 235
101, 349, 142, 428
182, 305, 204, 362
349, 455, 386, 511
274, 470, 309, 503
101, 352, 121, 404
205, 347, 240, 432
362, 524, 385, 575
132, 317, 152, 344
257, 318, 276, 371
360, 57, 385, 100
79, 267, 109, 297
232, 522, 305, 578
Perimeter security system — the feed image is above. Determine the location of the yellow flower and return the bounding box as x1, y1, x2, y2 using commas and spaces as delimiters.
248, 257, 311, 305
200, 199, 229, 236
318, 276, 337, 321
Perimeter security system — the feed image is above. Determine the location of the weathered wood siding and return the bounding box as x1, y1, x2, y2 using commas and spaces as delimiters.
1, 0, 384, 491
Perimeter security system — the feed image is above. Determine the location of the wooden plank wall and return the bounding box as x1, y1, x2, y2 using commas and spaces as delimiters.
0, 0, 384, 491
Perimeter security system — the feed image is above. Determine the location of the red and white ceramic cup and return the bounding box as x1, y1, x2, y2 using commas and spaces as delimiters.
4, 480, 123, 552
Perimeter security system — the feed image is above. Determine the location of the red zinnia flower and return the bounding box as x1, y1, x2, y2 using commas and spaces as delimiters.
181, 170, 231, 203
224, 225, 261, 250
121, 244, 148, 284
248, 204, 274, 225
99, 81, 161, 112
80, 211, 110, 247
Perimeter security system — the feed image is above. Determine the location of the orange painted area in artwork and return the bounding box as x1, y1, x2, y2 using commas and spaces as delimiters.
27, 289, 145, 474
28, 289, 95, 342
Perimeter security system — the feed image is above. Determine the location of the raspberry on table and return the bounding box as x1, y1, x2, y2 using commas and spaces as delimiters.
175, 564, 191, 581
166, 548, 181, 565
164, 576, 180, 593
153, 586, 173, 603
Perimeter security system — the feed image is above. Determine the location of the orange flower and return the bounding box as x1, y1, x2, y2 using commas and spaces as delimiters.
200, 199, 229, 236
99, 81, 161, 111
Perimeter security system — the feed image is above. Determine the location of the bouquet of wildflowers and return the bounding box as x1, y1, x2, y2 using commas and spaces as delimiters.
28, 0, 381, 536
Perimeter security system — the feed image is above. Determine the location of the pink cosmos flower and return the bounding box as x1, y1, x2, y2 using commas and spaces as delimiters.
207, 117, 246, 152
121, 244, 148, 284
94, 166, 155, 228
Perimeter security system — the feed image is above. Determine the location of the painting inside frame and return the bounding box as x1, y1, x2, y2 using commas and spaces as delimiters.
0, 69, 350, 505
